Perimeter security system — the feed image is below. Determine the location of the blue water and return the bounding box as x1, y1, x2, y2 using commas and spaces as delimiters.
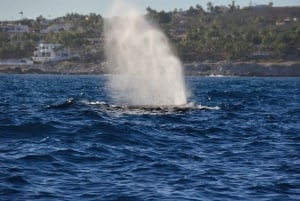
0, 75, 299, 201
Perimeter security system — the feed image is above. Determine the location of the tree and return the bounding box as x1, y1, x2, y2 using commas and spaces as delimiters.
196, 4, 204, 13
146, 6, 157, 14
229, 1, 236, 11
207, 2, 214, 13
158, 11, 172, 24
268, 2, 274, 7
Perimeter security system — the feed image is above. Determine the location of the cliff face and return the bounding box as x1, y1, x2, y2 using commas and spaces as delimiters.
185, 62, 300, 77
1, 61, 300, 77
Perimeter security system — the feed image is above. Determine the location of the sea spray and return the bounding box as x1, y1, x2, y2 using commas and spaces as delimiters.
104, 1, 187, 106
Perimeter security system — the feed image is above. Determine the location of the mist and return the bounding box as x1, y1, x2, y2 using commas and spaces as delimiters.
104, 1, 187, 106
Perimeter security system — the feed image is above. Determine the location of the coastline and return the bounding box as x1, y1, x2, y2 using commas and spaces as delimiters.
1, 60, 300, 77
0, 61, 106, 75
184, 61, 300, 77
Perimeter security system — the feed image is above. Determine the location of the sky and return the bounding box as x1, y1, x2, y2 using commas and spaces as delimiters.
1, 0, 300, 21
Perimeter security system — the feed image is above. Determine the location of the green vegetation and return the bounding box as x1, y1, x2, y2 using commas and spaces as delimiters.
147, 3, 300, 61
0, 3, 299, 62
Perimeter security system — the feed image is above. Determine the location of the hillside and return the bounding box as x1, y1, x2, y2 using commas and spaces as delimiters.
0, 3, 300, 63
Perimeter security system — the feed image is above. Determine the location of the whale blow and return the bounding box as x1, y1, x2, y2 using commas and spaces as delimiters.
104, 1, 187, 106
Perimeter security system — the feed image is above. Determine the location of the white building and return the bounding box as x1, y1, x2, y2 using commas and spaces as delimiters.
0, 24, 30, 33
40, 24, 72, 34
32, 43, 72, 63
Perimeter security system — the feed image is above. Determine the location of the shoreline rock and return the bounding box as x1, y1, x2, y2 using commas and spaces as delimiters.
1, 61, 300, 77
185, 61, 300, 77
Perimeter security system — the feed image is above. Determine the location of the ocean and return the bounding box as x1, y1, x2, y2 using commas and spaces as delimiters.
0, 74, 299, 201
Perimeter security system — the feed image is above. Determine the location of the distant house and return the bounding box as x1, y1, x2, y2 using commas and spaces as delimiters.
276, 18, 297, 26
0, 24, 30, 33
254, 4, 269, 10
251, 51, 273, 59
86, 38, 102, 45
32, 43, 72, 63
218, 6, 230, 13
40, 24, 72, 34
173, 11, 187, 19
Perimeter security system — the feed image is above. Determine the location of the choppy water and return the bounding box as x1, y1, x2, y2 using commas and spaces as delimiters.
0, 75, 299, 201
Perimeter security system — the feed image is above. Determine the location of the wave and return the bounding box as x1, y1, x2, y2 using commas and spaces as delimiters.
45, 98, 220, 115
82, 100, 220, 114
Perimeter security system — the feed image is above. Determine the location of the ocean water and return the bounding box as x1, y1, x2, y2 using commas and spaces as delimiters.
0, 74, 299, 201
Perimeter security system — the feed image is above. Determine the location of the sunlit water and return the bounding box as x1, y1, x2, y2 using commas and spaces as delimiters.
0, 75, 299, 201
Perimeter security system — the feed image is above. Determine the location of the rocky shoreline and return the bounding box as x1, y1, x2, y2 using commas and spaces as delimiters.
1, 61, 300, 77
0, 61, 105, 75
185, 61, 300, 77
